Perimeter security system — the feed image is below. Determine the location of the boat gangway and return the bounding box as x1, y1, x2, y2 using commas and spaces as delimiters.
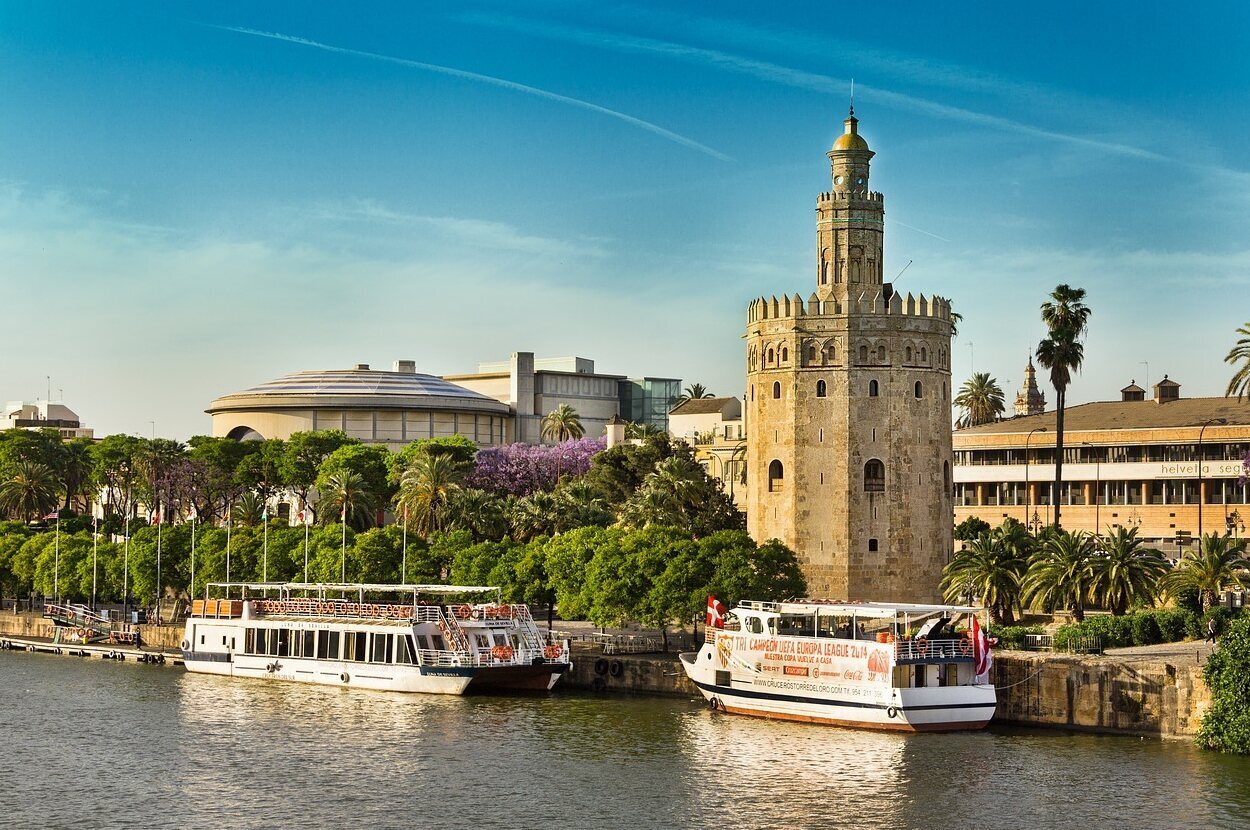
43, 602, 141, 646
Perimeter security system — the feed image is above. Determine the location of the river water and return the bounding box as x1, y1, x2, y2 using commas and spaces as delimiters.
2, 652, 1248, 829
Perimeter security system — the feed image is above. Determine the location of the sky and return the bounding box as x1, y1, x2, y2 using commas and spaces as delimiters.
2, 1, 1248, 439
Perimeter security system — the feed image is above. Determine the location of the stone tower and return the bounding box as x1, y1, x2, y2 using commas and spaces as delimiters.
1014, 358, 1046, 416
745, 109, 955, 603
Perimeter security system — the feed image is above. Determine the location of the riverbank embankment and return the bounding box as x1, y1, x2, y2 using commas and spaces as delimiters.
0, 610, 182, 651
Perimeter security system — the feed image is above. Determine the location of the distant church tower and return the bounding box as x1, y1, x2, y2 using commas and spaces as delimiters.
1014, 358, 1046, 416
745, 108, 955, 603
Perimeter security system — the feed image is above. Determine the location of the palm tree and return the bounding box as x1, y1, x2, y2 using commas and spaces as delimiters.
552, 480, 613, 532
0, 461, 60, 523
395, 454, 463, 537
443, 488, 508, 541
678, 383, 714, 402
1225, 323, 1250, 400
509, 490, 559, 542
1089, 527, 1168, 615
624, 421, 664, 439
940, 533, 1026, 624
1022, 529, 1095, 621
1036, 284, 1091, 529
1164, 534, 1250, 613
230, 491, 265, 526
954, 373, 1006, 428
60, 438, 95, 513
540, 404, 585, 442
321, 470, 381, 529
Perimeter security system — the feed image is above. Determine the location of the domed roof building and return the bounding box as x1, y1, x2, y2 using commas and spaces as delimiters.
207, 361, 512, 448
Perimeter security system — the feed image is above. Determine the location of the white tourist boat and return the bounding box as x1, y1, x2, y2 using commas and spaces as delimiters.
182, 582, 571, 695
680, 600, 997, 732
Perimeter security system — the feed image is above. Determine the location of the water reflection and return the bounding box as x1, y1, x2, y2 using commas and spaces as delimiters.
3, 653, 1250, 830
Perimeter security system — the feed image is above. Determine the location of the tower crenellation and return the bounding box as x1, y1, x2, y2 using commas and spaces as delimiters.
745, 109, 955, 603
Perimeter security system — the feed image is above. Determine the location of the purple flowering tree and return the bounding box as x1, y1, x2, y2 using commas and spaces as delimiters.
467, 438, 605, 497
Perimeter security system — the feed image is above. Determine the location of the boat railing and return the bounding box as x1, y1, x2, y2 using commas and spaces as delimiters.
737, 600, 779, 612
894, 637, 975, 663
246, 598, 440, 622
416, 644, 570, 668
44, 602, 111, 629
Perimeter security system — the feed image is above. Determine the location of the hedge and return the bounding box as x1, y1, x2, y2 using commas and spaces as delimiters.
1198, 616, 1250, 754
1051, 608, 1237, 651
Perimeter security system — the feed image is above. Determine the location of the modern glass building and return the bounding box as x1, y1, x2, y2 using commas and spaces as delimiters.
619, 377, 683, 431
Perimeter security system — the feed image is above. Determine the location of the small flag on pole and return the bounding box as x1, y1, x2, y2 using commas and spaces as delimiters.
706, 596, 727, 629
341, 503, 347, 522
261, 506, 269, 522
44, 510, 59, 521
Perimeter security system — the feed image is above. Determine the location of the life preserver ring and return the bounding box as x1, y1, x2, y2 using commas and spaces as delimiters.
886, 706, 899, 719
470, 606, 481, 621
543, 645, 563, 660
181, 639, 190, 651
609, 660, 624, 678
594, 658, 610, 676
917, 637, 930, 657
959, 638, 972, 657
491, 645, 504, 659
454, 604, 472, 620
340, 672, 350, 683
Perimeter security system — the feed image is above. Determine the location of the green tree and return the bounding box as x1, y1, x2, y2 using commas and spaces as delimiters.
389, 435, 478, 485
1089, 527, 1168, 615
0, 461, 60, 523
396, 453, 465, 537
230, 491, 266, 527
1035, 284, 1091, 529
443, 488, 510, 541
540, 404, 585, 442
234, 439, 286, 498
677, 383, 714, 402
1165, 534, 1250, 613
551, 479, 614, 532
619, 457, 742, 538
1023, 529, 1095, 621
709, 535, 806, 606
542, 526, 612, 620
954, 372, 1006, 428
59, 437, 95, 512
954, 516, 991, 542
279, 430, 357, 522
92, 434, 147, 522
1226, 323, 1250, 401
318, 470, 381, 530
186, 436, 253, 523
317, 444, 392, 509
941, 532, 1025, 624
509, 490, 558, 542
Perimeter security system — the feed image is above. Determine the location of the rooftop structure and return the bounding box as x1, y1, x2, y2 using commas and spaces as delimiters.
3, 400, 94, 440
207, 361, 511, 447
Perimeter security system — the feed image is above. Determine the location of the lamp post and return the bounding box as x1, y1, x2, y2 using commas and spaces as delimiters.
1082, 442, 1101, 537
1197, 417, 1228, 543
1025, 427, 1048, 534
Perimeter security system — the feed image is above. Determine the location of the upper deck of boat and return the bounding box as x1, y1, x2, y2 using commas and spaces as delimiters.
736, 600, 981, 619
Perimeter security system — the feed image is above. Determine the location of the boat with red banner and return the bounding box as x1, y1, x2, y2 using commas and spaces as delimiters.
680, 599, 997, 732
182, 582, 570, 694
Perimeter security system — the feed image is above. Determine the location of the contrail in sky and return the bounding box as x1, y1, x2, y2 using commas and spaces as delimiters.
209, 25, 733, 163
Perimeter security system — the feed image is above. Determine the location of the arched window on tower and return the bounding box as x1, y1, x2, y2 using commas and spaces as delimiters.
921, 346, 928, 363
816, 380, 827, 398
868, 379, 879, 397
772, 381, 781, 399
827, 344, 836, 363
877, 345, 886, 363
859, 345, 868, 363
807, 345, 817, 363
906, 346, 913, 363
768, 460, 784, 492
864, 459, 885, 493
781, 347, 789, 363
915, 381, 923, 399
767, 348, 775, 364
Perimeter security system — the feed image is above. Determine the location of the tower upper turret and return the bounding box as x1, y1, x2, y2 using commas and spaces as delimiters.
827, 107, 874, 193
816, 108, 883, 295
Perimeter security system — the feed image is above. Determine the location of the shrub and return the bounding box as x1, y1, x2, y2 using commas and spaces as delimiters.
1131, 613, 1162, 646
1157, 609, 1194, 642
1203, 607, 1241, 638
1197, 616, 1250, 754
992, 624, 1044, 649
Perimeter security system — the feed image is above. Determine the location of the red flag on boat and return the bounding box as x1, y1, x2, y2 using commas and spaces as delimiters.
706, 596, 727, 628
972, 614, 996, 683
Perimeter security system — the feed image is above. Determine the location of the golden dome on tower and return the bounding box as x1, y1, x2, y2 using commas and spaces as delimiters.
832, 111, 870, 151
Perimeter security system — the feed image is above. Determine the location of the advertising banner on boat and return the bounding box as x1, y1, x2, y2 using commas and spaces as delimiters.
716, 633, 893, 699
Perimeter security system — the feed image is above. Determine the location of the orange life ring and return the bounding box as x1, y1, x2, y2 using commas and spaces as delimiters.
454, 604, 471, 620
959, 638, 973, 657
469, 606, 481, 621
490, 645, 505, 659
917, 637, 930, 657
544, 645, 563, 659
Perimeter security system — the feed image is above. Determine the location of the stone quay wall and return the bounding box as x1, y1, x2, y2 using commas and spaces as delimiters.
0, 611, 183, 650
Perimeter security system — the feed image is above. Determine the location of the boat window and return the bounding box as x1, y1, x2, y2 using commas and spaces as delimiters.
778, 615, 815, 637
245, 629, 256, 655
416, 634, 432, 651
265, 629, 279, 656
324, 630, 340, 660
431, 635, 446, 651
943, 664, 959, 687
302, 630, 315, 658
290, 630, 302, 658
475, 633, 491, 650
766, 617, 778, 635
395, 636, 416, 664
745, 616, 763, 634
371, 633, 392, 664
277, 629, 290, 657
352, 632, 368, 662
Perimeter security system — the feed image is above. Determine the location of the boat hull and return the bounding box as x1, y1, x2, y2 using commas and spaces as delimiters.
680, 652, 996, 733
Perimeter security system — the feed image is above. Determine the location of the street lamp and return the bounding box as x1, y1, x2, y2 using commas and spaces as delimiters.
1025, 427, 1048, 535
1198, 417, 1228, 542
1082, 442, 1101, 537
